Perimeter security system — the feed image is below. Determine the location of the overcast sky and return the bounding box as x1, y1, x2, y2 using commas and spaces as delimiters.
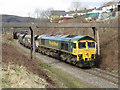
0, 0, 112, 17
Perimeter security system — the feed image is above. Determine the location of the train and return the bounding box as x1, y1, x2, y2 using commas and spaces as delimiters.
18, 34, 97, 67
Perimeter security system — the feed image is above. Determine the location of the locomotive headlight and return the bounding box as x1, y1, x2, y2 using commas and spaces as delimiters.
79, 54, 82, 59
91, 54, 95, 59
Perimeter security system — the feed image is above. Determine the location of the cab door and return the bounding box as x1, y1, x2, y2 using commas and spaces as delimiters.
72, 42, 77, 55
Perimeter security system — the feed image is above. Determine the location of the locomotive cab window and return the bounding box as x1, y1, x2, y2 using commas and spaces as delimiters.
78, 42, 86, 49
72, 43, 76, 48
88, 42, 95, 48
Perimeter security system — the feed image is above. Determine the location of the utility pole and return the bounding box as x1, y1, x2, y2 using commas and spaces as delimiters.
92, 27, 100, 55
96, 29, 100, 55
92, 27, 96, 39
29, 23, 36, 59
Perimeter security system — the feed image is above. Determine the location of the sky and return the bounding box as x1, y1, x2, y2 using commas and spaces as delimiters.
0, 0, 112, 17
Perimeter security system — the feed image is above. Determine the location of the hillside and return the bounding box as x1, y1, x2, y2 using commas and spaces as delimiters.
1, 14, 35, 23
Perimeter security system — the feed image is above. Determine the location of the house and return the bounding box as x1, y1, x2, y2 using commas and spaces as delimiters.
100, 0, 120, 18
67, 8, 94, 16
88, 0, 120, 13
102, 0, 120, 12
50, 10, 66, 23
86, 0, 120, 21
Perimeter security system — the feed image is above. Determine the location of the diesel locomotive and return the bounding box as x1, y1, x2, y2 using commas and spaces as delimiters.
18, 34, 97, 67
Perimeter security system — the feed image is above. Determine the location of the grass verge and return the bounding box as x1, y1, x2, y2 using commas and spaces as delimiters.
36, 59, 94, 88
2, 65, 47, 88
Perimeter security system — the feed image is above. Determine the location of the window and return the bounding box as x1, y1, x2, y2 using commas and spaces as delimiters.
78, 42, 86, 49
61, 43, 69, 51
41, 39, 45, 45
65, 43, 68, 50
88, 42, 95, 48
72, 43, 76, 48
61, 43, 64, 49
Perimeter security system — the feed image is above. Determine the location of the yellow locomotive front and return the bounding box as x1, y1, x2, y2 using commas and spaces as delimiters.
72, 40, 96, 67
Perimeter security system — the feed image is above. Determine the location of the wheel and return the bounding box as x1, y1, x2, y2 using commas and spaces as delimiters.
89, 61, 95, 68
76, 62, 83, 68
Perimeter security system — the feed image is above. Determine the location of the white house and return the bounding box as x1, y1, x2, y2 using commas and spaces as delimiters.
102, 1, 120, 12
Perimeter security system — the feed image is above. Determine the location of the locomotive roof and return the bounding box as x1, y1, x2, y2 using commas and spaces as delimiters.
38, 34, 96, 42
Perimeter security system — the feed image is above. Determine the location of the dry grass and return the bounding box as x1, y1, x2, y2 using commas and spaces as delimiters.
2, 65, 47, 88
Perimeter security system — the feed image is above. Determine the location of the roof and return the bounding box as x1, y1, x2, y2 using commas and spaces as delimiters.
51, 10, 66, 16
95, 1, 118, 11
38, 34, 96, 42
67, 9, 94, 14
103, 1, 115, 7
111, 1, 120, 5
96, 7, 103, 10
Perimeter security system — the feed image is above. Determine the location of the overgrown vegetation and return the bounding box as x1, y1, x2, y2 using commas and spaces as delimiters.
2, 65, 47, 88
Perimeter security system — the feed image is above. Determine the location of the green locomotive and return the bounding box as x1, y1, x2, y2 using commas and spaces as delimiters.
37, 34, 96, 67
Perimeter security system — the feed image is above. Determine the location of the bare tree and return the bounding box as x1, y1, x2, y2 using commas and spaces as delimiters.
71, 2, 81, 12
41, 8, 54, 19
27, 12, 31, 22
34, 8, 43, 18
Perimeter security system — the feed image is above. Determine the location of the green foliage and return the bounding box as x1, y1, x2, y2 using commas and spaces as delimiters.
73, 14, 78, 18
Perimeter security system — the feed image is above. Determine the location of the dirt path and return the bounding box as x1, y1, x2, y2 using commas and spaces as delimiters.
16, 41, 118, 88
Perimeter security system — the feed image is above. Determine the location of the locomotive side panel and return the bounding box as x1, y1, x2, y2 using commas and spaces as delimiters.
47, 40, 60, 50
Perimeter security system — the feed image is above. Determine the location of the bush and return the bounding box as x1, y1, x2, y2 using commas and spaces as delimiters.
73, 14, 78, 18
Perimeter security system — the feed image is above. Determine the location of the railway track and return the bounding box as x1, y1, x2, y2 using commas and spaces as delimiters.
17, 41, 119, 87
67, 63, 118, 85
52, 57, 119, 85
49, 57, 119, 85
82, 68, 118, 85
45, 55, 119, 85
